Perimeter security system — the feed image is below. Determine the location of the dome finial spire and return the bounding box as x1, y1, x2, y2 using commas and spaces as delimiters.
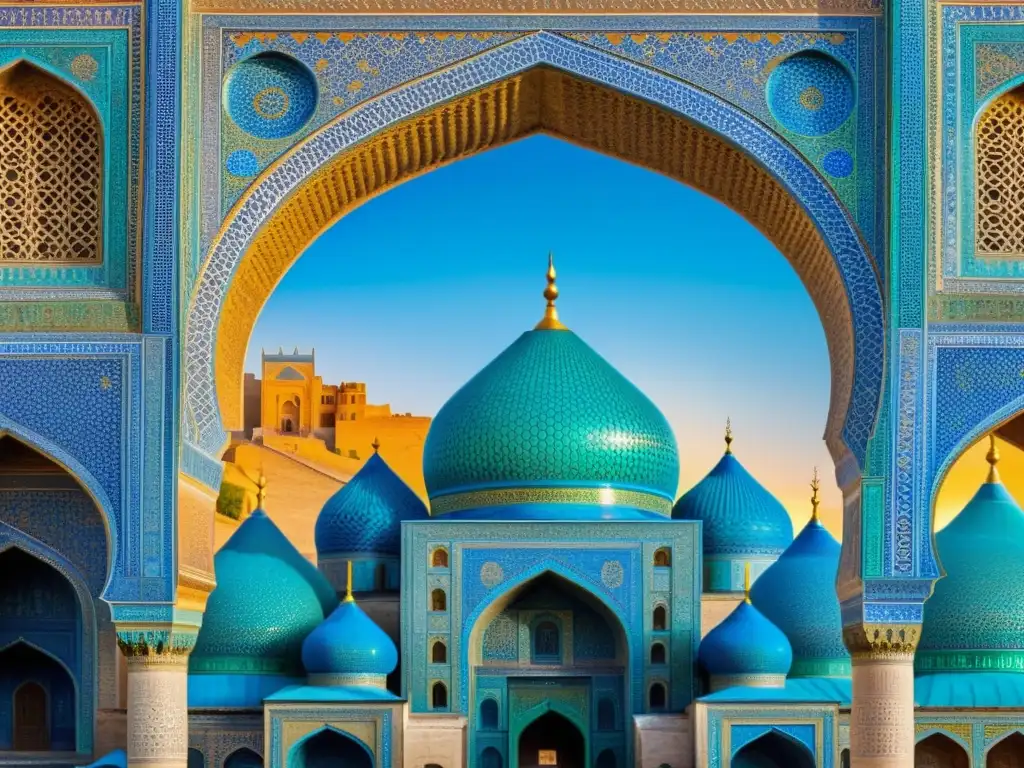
810, 467, 821, 523
743, 561, 752, 604
256, 469, 268, 510
534, 252, 568, 331
724, 417, 733, 455
371, 436, 380, 454
986, 433, 1001, 484
344, 559, 356, 603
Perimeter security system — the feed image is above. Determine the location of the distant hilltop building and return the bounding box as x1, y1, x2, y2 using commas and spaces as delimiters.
241, 348, 430, 460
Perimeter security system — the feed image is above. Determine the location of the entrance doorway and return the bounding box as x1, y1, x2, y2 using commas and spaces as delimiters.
732, 731, 814, 768
13, 681, 49, 750
518, 712, 584, 768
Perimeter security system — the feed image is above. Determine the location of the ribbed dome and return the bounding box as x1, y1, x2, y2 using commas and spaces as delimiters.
316, 451, 428, 556
917, 441, 1024, 673
672, 439, 793, 556
749, 513, 850, 677
699, 597, 792, 684
190, 511, 325, 676
423, 272, 678, 519
302, 596, 399, 686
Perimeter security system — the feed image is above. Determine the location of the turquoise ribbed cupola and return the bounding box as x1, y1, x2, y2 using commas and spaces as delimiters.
698, 564, 793, 691
188, 477, 338, 706
302, 562, 399, 687
748, 471, 850, 678
316, 447, 428, 556
672, 422, 793, 592
423, 256, 679, 520
917, 436, 1024, 673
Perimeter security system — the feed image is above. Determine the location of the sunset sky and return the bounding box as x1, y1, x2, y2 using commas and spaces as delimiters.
247, 135, 1008, 539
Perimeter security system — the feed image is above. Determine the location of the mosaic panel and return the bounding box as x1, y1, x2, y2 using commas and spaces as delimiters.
705, 706, 832, 768
267, 708, 391, 768
186, 31, 884, 486
0, 13, 142, 305
217, 30, 521, 212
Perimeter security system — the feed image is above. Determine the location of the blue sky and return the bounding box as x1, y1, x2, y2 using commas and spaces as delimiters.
248, 134, 840, 533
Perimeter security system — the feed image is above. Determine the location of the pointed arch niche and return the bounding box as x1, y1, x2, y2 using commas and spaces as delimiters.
914, 732, 969, 768
186, 35, 882, 488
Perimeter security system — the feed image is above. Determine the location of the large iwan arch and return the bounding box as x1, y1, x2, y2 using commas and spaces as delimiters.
183, 32, 884, 487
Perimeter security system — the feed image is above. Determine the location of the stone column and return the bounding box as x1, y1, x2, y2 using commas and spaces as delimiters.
116, 627, 197, 768
844, 624, 919, 768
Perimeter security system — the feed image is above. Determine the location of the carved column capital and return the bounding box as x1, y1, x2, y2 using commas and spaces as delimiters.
115, 625, 198, 670
843, 622, 920, 661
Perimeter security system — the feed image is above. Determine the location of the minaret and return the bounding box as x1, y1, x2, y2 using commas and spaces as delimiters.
534, 253, 568, 331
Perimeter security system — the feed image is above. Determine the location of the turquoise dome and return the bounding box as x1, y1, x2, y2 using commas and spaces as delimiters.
917, 448, 1024, 673
672, 443, 793, 556
190, 511, 325, 676
221, 507, 338, 615
302, 597, 399, 685
423, 325, 679, 517
749, 515, 850, 677
316, 452, 428, 556
699, 597, 792, 683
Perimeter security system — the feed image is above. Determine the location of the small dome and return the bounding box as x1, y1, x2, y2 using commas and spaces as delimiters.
316, 450, 428, 556
749, 482, 849, 677
672, 428, 793, 556
699, 597, 792, 684
190, 511, 325, 676
302, 589, 398, 686
917, 438, 1024, 673
423, 257, 679, 518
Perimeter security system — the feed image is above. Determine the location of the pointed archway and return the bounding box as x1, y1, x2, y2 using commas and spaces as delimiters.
732, 730, 814, 768
518, 711, 584, 768
915, 732, 969, 768
289, 726, 374, 768
2, 641, 76, 751
988, 731, 1024, 768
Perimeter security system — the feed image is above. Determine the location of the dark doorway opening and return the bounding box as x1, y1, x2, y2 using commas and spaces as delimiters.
518, 711, 584, 768
732, 731, 815, 768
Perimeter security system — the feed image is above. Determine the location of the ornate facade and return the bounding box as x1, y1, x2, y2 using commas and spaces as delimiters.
3, 0, 1024, 766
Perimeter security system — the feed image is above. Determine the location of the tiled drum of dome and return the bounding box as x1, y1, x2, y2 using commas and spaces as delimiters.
223, 52, 317, 140
766, 51, 855, 137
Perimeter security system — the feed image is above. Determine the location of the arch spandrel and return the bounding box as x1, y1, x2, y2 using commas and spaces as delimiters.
186, 33, 883, 481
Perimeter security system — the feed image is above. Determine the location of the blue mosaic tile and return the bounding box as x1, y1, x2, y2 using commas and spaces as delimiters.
224, 52, 318, 140
823, 148, 854, 178
766, 51, 854, 137
187, 32, 885, 482
226, 148, 260, 177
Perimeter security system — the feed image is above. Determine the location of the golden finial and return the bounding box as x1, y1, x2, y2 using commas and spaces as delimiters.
344, 560, 355, 603
743, 561, 752, 604
256, 471, 268, 510
371, 437, 380, 454
987, 433, 1001, 484
534, 253, 568, 331
724, 418, 733, 455
810, 467, 821, 524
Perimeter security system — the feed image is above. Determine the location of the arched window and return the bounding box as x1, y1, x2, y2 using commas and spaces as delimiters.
374, 563, 387, 591
481, 748, 502, 768
653, 548, 671, 567
0, 62, 103, 263
431, 640, 447, 664
596, 750, 616, 768
432, 548, 449, 568
187, 749, 205, 768
597, 698, 616, 731
431, 588, 446, 612
480, 697, 499, 729
431, 681, 448, 709
976, 85, 1024, 258
839, 749, 850, 768
653, 605, 667, 631
649, 682, 666, 710
533, 620, 560, 663
650, 642, 666, 665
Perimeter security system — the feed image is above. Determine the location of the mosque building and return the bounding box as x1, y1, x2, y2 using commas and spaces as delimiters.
131, 261, 1024, 768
